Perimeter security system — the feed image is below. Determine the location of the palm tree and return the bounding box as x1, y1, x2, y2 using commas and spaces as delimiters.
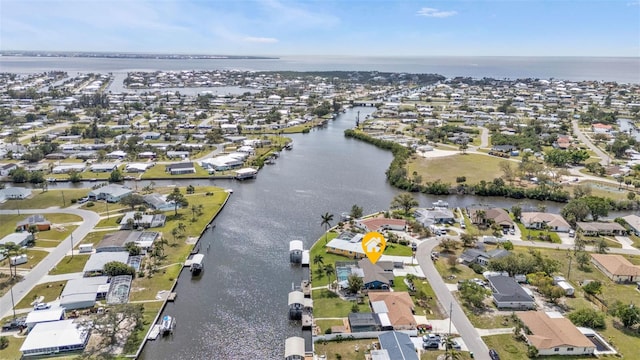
313, 254, 324, 266
170, 227, 180, 245
390, 193, 418, 216
321, 212, 334, 244
473, 209, 486, 226
133, 212, 143, 228
324, 264, 335, 289
177, 222, 187, 237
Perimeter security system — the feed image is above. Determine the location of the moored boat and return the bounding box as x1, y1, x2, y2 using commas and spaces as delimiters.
159, 315, 175, 335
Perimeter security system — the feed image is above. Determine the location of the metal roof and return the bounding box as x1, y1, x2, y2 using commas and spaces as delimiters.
284, 336, 305, 357
20, 320, 90, 353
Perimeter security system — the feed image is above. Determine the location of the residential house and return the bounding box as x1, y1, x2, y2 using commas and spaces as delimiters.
96, 231, 160, 252
521, 212, 571, 232
460, 248, 510, 266
491, 144, 517, 153
82, 252, 129, 276
517, 311, 595, 356
326, 232, 366, 259
16, 214, 51, 231
591, 254, 640, 283
469, 207, 514, 230
88, 184, 133, 203
348, 312, 381, 332
369, 292, 416, 330
414, 208, 455, 226
621, 214, 640, 235
24, 308, 65, 331
119, 212, 166, 229
487, 275, 535, 310
0, 163, 18, 176
377, 331, 419, 360
0, 232, 34, 247
0, 187, 32, 202
166, 162, 196, 175
576, 222, 626, 236
20, 320, 91, 358
357, 258, 395, 290
89, 163, 119, 173
60, 276, 110, 310
356, 218, 407, 232
143, 193, 176, 212
591, 123, 612, 134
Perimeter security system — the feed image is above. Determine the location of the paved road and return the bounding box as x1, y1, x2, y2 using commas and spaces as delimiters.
416, 238, 491, 360
572, 119, 611, 165
510, 238, 640, 256
0, 207, 100, 319
18, 122, 70, 143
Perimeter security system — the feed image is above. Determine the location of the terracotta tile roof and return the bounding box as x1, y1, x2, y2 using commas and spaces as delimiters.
359, 218, 407, 232
518, 312, 594, 350
591, 254, 640, 277
369, 292, 415, 329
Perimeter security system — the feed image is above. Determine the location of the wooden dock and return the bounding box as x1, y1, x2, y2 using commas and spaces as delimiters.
167, 292, 177, 302
148, 325, 160, 340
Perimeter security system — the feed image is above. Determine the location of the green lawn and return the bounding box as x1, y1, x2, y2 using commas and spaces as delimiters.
95, 215, 125, 228
433, 255, 479, 283
413, 278, 446, 319
313, 289, 370, 318
37, 225, 78, 242
80, 231, 109, 246
0, 334, 25, 360
0, 189, 88, 210
49, 255, 90, 275
629, 234, 640, 248
15, 281, 67, 309
314, 338, 377, 360
0, 213, 81, 242
80, 201, 126, 214
129, 263, 182, 301
0, 249, 49, 271
316, 319, 345, 334
406, 153, 505, 184
141, 163, 211, 179
516, 223, 561, 243
122, 301, 164, 355
482, 334, 529, 360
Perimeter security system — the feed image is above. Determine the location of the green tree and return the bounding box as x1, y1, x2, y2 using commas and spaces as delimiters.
460, 233, 477, 248
109, 169, 124, 182
313, 254, 324, 266
9, 167, 29, 183
612, 303, 640, 328
575, 251, 590, 270
166, 187, 188, 216
596, 238, 609, 254
458, 281, 488, 308
582, 281, 602, 296
347, 274, 363, 294
120, 194, 145, 210
0, 336, 8, 350
390, 193, 418, 216
439, 238, 458, 253
103, 261, 135, 277
186, 184, 195, 194
133, 212, 143, 228
77, 304, 144, 358
350, 204, 363, 219
324, 264, 335, 288
68, 170, 83, 183
568, 308, 606, 329
320, 212, 334, 244
511, 205, 522, 221
125, 242, 141, 256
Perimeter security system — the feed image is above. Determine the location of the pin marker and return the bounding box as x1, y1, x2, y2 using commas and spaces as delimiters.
362, 231, 386, 264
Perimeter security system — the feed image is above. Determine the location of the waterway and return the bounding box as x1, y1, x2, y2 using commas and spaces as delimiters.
130, 106, 572, 359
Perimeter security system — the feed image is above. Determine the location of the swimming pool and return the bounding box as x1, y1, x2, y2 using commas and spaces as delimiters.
336, 267, 351, 282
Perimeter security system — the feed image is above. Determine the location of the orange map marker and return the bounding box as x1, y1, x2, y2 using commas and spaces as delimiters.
362, 231, 386, 264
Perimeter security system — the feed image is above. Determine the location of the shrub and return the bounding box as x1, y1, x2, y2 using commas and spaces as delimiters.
86, 201, 95, 207
324, 328, 332, 334
70, 199, 77, 204
469, 263, 485, 274
0, 336, 8, 350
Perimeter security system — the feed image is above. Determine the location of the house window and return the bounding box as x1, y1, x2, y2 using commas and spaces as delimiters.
567, 348, 574, 351
554, 348, 559, 352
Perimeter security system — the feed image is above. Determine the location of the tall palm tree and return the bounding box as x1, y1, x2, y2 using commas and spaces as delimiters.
321, 212, 334, 244
324, 264, 335, 289
390, 193, 418, 216
313, 254, 324, 266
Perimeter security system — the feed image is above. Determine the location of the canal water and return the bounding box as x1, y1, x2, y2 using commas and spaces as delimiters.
137, 106, 570, 359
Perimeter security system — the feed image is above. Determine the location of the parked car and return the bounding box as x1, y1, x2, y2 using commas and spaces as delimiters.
422, 334, 440, 343
489, 349, 501, 360
509, 228, 515, 235
502, 228, 509, 235
2, 318, 26, 331
77, 197, 89, 204
422, 341, 439, 350
569, 229, 575, 238
33, 302, 51, 310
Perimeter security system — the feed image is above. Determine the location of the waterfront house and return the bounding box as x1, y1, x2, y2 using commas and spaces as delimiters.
356, 217, 407, 232
414, 208, 455, 226
517, 311, 595, 356
469, 207, 514, 230
0, 187, 32, 202
326, 232, 366, 259
143, 193, 176, 212
591, 254, 640, 283
20, 320, 91, 358
487, 275, 535, 310
621, 214, 640, 235
16, 214, 51, 232
576, 222, 626, 236
96, 230, 161, 252
82, 252, 129, 276
52, 164, 86, 174
166, 162, 196, 175
0, 163, 18, 176
89, 163, 119, 173
521, 212, 571, 232
460, 248, 510, 266
25, 307, 65, 331
348, 312, 381, 332
88, 184, 133, 203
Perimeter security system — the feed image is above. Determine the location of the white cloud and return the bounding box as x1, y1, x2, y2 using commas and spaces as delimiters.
417, 7, 457, 18
243, 36, 278, 43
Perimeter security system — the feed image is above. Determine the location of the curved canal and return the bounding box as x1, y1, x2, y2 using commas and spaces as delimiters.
136, 107, 572, 359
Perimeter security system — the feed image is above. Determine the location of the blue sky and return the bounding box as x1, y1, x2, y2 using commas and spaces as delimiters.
1, 0, 639, 56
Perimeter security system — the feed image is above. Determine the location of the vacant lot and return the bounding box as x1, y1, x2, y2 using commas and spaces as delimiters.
0, 189, 88, 210
406, 153, 505, 184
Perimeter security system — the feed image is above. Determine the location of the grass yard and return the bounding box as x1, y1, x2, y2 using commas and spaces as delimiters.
0, 335, 25, 360
433, 254, 479, 284
141, 163, 210, 179
482, 334, 529, 360
516, 223, 561, 243
312, 289, 370, 318
37, 225, 78, 242
0, 249, 49, 270
314, 339, 378, 360
49, 255, 91, 275
95, 215, 125, 228
421, 351, 473, 360
80, 230, 109, 246
122, 301, 164, 355
0, 189, 89, 210
629, 234, 640, 248
563, 181, 630, 201
316, 319, 345, 334
15, 280, 67, 309
129, 263, 182, 301
80, 201, 126, 214
406, 153, 504, 184
413, 279, 446, 319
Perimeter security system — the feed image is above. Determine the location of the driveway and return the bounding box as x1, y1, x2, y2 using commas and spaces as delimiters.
0, 207, 100, 319
416, 237, 491, 360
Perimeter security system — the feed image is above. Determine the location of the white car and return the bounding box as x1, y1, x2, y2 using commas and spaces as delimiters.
33, 302, 51, 310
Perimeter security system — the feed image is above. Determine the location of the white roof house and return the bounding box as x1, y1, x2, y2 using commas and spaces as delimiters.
0, 187, 32, 202
20, 319, 91, 357
88, 184, 133, 203
25, 307, 65, 330
83, 252, 129, 275
0, 232, 33, 247
60, 276, 110, 310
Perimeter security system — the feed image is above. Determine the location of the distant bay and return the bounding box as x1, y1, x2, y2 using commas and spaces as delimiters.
1, 55, 638, 84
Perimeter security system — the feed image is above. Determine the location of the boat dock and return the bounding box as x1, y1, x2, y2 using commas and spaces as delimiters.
147, 325, 160, 340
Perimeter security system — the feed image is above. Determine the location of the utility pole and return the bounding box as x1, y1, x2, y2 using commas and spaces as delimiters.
567, 254, 573, 281
9, 285, 16, 319
446, 301, 453, 359
70, 233, 74, 259
61, 190, 66, 207
106, 201, 110, 220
